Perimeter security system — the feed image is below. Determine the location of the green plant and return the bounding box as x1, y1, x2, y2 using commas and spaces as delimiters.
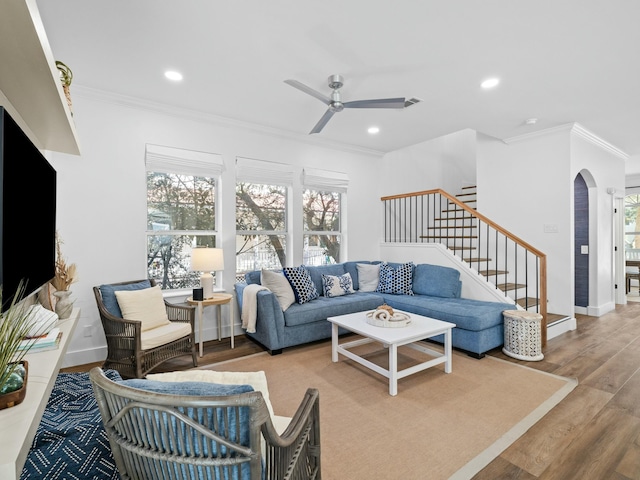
55, 61, 73, 87
0, 283, 39, 394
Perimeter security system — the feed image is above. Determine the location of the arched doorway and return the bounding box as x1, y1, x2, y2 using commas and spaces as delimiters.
574, 172, 592, 308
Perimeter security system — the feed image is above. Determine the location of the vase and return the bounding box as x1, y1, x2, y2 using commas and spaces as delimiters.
54, 290, 73, 319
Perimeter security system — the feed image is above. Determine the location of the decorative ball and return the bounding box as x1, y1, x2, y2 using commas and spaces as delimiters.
378, 304, 394, 316
13, 364, 26, 379
0, 372, 24, 394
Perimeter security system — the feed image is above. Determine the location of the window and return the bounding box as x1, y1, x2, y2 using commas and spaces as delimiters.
145, 144, 224, 289
235, 158, 293, 277
303, 189, 341, 265
302, 168, 348, 266
625, 194, 640, 257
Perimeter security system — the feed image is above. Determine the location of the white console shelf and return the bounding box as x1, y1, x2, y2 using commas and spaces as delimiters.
0, 0, 80, 155
0, 309, 80, 479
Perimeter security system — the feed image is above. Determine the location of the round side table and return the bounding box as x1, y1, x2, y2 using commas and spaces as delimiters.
187, 293, 234, 357
502, 310, 544, 361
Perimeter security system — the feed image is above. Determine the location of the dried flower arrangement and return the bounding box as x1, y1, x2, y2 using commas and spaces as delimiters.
51, 233, 77, 291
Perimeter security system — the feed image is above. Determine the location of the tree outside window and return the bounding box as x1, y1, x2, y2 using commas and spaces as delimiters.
236, 182, 287, 276
303, 189, 340, 265
147, 171, 217, 288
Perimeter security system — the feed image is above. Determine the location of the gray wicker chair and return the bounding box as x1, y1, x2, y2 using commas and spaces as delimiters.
93, 279, 198, 379
89, 367, 321, 480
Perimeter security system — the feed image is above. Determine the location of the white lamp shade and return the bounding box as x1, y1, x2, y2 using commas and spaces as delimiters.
191, 248, 224, 299
190, 247, 224, 272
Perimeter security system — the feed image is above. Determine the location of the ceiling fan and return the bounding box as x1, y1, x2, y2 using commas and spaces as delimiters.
284, 74, 406, 134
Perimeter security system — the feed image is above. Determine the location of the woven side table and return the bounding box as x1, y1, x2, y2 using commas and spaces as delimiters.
502, 310, 544, 361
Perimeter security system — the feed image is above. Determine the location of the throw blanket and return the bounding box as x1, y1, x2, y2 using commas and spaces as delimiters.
241, 284, 268, 333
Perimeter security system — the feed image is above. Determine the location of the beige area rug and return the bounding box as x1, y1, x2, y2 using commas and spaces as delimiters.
198, 339, 576, 480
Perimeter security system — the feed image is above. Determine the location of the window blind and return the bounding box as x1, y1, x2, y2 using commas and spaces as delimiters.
145, 144, 225, 177
302, 167, 349, 193
235, 157, 294, 186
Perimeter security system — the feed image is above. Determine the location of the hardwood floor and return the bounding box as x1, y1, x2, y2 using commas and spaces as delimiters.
63, 303, 640, 479
475, 303, 640, 479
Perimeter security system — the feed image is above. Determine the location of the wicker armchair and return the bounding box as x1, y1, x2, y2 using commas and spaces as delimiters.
93, 279, 198, 379
89, 367, 321, 480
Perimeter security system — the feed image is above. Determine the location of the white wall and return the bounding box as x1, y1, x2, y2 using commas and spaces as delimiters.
476, 125, 626, 318
48, 90, 383, 366
477, 129, 571, 316
380, 129, 477, 197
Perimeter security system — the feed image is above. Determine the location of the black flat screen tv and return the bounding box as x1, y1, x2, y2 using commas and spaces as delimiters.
0, 107, 57, 311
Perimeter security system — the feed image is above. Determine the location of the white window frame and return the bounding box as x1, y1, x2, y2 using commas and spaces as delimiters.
145, 144, 225, 290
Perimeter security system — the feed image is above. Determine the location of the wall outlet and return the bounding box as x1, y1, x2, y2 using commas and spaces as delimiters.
581, 245, 589, 254
84, 325, 92, 337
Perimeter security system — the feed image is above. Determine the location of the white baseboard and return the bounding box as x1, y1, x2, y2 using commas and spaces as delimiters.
62, 322, 242, 368
548, 317, 577, 340
574, 302, 615, 317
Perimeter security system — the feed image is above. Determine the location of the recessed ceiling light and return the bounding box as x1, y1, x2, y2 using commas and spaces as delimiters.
525, 118, 538, 125
368, 126, 380, 135
481, 77, 500, 89
164, 70, 183, 81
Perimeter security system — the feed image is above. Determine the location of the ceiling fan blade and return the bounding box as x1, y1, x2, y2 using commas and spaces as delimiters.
309, 109, 335, 134
343, 97, 406, 109
284, 79, 332, 105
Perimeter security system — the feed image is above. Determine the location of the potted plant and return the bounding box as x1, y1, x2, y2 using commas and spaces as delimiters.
51, 233, 77, 319
0, 283, 41, 409
55, 60, 73, 115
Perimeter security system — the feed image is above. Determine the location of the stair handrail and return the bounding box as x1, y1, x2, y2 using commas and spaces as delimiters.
381, 188, 548, 345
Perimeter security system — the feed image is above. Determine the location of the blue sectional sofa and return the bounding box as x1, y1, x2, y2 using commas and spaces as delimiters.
234, 261, 513, 358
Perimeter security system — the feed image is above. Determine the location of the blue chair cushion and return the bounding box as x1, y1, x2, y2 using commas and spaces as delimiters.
99, 280, 151, 317
118, 380, 255, 456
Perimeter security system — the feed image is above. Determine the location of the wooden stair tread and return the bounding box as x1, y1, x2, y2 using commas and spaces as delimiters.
448, 246, 476, 251
465, 257, 492, 263
420, 235, 478, 239
497, 282, 525, 291
426, 225, 477, 230
517, 297, 539, 308
441, 208, 475, 213
434, 216, 475, 221
456, 192, 476, 198
479, 269, 509, 276
461, 185, 477, 190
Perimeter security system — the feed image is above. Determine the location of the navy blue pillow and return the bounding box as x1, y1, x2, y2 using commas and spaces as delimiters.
99, 280, 151, 317
283, 266, 319, 304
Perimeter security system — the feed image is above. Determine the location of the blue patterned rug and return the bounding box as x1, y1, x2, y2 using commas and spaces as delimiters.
21, 370, 121, 480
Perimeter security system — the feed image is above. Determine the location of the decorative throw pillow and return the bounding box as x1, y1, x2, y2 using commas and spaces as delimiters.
376, 262, 414, 295
322, 273, 355, 298
357, 263, 380, 292
100, 279, 152, 317
114, 285, 171, 331
282, 266, 319, 304
261, 269, 295, 311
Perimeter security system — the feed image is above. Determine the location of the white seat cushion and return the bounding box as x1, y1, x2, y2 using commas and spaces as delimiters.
115, 285, 171, 332
140, 322, 191, 350
147, 370, 276, 418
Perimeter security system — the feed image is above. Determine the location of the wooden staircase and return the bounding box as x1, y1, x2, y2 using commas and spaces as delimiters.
381, 186, 548, 345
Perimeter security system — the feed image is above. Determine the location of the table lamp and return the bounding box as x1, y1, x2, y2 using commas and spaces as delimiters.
190, 247, 224, 299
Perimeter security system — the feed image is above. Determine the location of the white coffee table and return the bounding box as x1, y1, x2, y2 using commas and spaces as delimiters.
328, 310, 455, 396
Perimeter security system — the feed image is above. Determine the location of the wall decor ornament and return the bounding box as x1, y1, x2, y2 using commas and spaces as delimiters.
55, 60, 73, 115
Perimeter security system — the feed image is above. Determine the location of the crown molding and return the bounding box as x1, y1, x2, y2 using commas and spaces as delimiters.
570, 123, 629, 160
503, 122, 629, 160
72, 85, 384, 158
